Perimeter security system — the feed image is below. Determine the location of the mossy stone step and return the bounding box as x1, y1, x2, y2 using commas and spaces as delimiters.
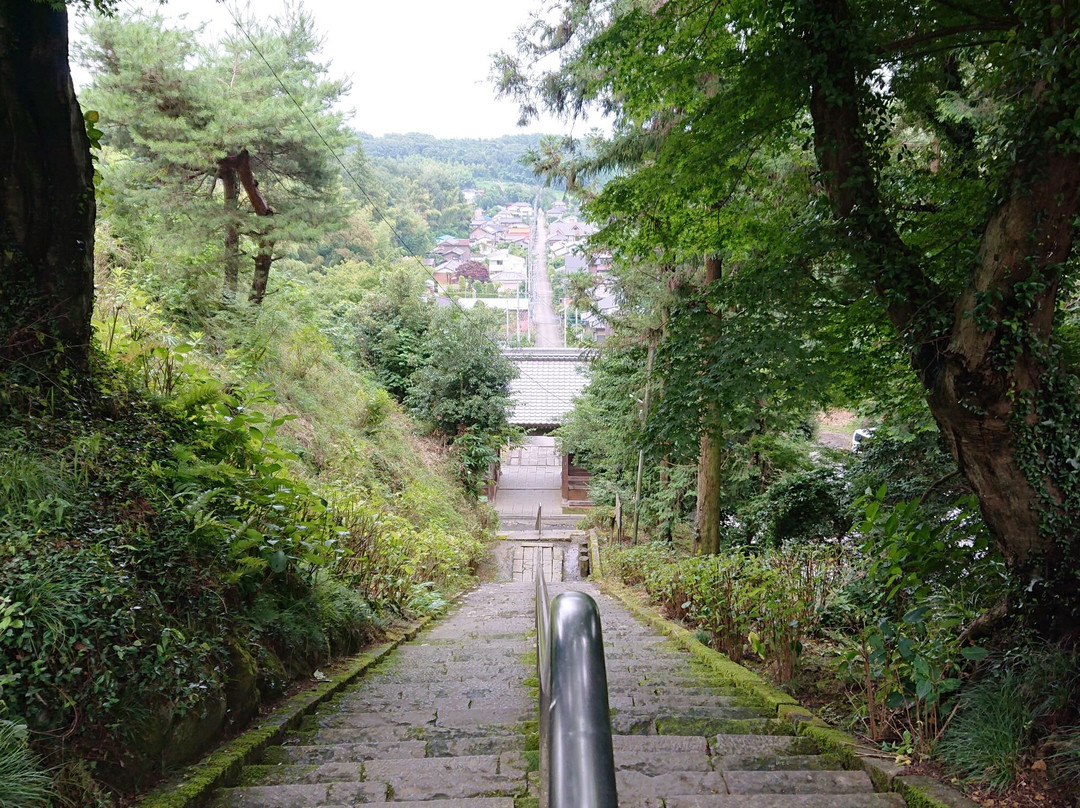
656, 716, 789, 736
212, 780, 386, 807
711, 733, 817, 756
612, 734, 713, 774
306, 721, 529, 745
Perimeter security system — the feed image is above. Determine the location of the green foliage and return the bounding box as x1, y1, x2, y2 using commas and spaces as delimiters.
831, 489, 1002, 750
0, 721, 52, 808
170, 382, 341, 580
405, 306, 517, 440
745, 466, 851, 548
938, 645, 1080, 792
602, 541, 843, 682
330, 491, 485, 612
78, 6, 353, 305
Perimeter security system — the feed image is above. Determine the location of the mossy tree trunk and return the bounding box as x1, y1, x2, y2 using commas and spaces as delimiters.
805, 0, 1080, 637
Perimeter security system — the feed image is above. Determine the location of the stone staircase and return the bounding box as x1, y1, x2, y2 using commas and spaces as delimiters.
210, 581, 904, 808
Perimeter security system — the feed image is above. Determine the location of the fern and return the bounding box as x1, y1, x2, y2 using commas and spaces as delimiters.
173, 379, 224, 414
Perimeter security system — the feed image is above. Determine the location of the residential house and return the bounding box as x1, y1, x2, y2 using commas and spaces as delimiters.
487, 249, 527, 291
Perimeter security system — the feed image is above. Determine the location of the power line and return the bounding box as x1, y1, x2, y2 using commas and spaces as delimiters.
216, 1, 574, 403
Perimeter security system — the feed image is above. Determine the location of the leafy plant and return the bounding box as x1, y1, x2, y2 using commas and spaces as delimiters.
833, 489, 1000, 751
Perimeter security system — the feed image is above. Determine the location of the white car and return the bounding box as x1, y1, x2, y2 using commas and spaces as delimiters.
851, 428, 875, 452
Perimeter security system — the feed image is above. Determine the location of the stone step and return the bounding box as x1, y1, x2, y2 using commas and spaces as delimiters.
216, 785, 519, 808
613, 735, 713, 774
263, 740, 428, 764
714, 754, 844, 772
711, 734, 817, 756
723, 769, 876, 794
609, 701, 764, 722
305, 724, 528, 747
651, 796, 907, 808
230, 752, 527, 797
312, 705, 532, 732
614, 769, 877, 802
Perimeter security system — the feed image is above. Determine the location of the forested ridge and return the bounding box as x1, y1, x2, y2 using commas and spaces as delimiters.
358, 131, 542, 183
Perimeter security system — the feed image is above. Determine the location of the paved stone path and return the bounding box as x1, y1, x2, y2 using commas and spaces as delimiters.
210, 578, 902, 808
495, 437, 583, 531
511, 543, 564, 583
213, 584, 536, 808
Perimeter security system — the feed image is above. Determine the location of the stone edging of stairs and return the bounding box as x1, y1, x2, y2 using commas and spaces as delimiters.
136, 615, 435, 808
596, 578, 980, 808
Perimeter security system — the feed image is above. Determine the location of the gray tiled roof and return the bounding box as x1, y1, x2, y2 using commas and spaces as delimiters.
504, 348, 596, 427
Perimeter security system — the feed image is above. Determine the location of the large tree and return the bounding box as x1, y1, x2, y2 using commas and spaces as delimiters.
0, 0, 96, 373
499, 0, 1080, 636
79, 6, 351, 303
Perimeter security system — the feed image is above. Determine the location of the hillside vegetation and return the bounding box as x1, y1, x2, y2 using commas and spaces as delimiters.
0, 8, 514, 806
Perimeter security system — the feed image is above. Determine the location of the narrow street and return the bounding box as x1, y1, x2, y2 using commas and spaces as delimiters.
531, 209, 563, 348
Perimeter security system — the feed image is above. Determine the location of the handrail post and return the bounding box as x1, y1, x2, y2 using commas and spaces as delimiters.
535, 574, 618, 808
536, 574, 551, 808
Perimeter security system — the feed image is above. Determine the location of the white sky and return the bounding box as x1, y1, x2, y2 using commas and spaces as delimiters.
72, 0, 599, 140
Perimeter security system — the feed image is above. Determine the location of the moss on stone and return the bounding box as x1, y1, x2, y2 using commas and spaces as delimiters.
523, 750, 540, 774
236, 765, 273, 787
258, 746, 290, 765
893, 775, 982, 808
515, 796, 540, 808
134, 618, 422, 808
656, 716, 769, 737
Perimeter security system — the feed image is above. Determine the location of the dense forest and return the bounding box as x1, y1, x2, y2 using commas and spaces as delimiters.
358, 132, 543, 183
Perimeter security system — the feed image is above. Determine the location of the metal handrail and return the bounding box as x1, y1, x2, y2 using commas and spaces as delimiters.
535, 574, 618, 808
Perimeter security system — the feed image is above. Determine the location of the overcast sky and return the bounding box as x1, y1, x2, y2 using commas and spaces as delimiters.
73, 0, 600, 140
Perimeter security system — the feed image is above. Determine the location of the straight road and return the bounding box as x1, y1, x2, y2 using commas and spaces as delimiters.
531, 209, 563, 348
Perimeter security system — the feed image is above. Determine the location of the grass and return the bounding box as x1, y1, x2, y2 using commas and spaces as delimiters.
936, 671, 1034, 792
0, 721, 53, 808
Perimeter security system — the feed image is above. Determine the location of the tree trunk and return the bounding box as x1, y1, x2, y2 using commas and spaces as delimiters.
804, 0, 1080, 637
249, 238, 273, 304
218, 148, 274, 304
219, 164, 240, 295
695, 255, 724, 555
0, 0, 95, 373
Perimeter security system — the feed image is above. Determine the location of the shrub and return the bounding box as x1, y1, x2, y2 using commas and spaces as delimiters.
832, 489, 1002, 751
600, 542, 674, 587
603, 542, 843, 680
747, 467, 851, 547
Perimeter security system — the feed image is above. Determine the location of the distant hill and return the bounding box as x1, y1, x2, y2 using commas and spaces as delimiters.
357, 132, 548, 185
